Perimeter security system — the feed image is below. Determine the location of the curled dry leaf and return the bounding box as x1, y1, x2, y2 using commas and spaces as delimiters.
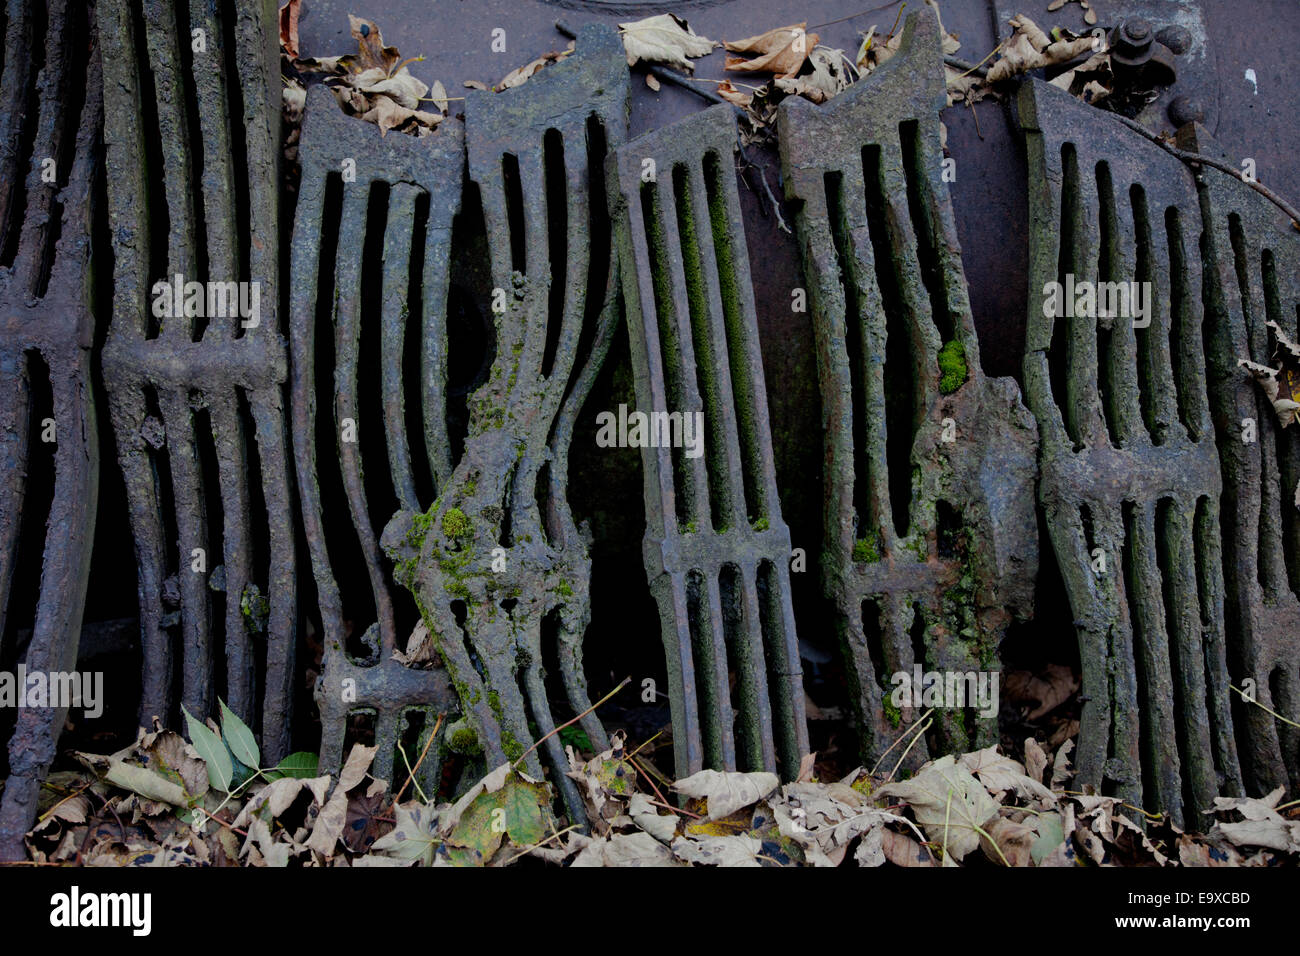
278, 0, 301, 59
619, 13, 718, 73
724, 23, 819, 79
673, 768, 779, 820
497, 42, 574, 91
1241, 320, 1300, 431
774, 45, 853, 104
715, 80, 752, 108
986, 15, 1096, 83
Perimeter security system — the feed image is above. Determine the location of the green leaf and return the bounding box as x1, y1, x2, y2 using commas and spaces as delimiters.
219, 698, 260, 769
183, 706, 233, 793
500, 773, 549, 846
265, 752, 320, 781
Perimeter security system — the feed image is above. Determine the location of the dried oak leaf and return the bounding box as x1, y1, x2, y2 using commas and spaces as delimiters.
724, 23, 819, 79
619, 14, 718, 73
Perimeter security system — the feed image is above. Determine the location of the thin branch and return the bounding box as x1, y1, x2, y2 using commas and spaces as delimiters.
512, 677, 631, 769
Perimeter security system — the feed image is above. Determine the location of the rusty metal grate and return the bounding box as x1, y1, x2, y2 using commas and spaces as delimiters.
1178, 122, 1300, 797
98, 0, 297, 758
607, 102, 809, 782
289, 82, 462, 790
1016, 78, 1245, 822
0, 0, 103, 860
375, 23, 628, 818
778, 9, 1039, 771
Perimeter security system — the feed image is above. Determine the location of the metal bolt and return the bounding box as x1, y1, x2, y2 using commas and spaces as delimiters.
1156, 24, 1193, 55
1168, 95, 1204, 127
1122, 18, 1152, 46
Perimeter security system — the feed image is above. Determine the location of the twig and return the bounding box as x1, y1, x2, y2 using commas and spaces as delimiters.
626, 754, 675, 812
393, 712, 445, 804
648, 796, 703, 820
500, 823, 581, 865
869, 707, 936, 776
1109, 114, 1300, 228
195, 806, 249, 839
884, 716, 933, 784
809, 1, 906, 31
512, 677, 632, 769
1230, 684, 1300, 729
626, 729, 664, 760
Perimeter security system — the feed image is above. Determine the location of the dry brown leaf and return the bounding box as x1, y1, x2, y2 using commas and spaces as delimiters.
278, 0, 301, 59
1241, 320, 1300, 430
715, 80, 752, 108
724, 24, 819, 79
774, 45, 852, 104
429, 80, 449, 115
856, 25, 902, 73
1004, 663, 1079, 719
619, 14, 718, 73
1024, 737, 1049, 784
497, 42, 574, 91
980, 815, 1037, 866
986, 15, 1096, 83
348, 15, 401, 76
881, 828, 937, 866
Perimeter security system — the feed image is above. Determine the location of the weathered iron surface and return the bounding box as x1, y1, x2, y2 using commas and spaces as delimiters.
290, 83, 461, 789
382, 23, 628, 818
990, 0, 1218, 135
0, 0, 103, 862
779, 9, 1039, 769
1016, 78, 1244, 821
98, 0, 298, 755
607, 102, 810, 781
1179, 122, 1300, 797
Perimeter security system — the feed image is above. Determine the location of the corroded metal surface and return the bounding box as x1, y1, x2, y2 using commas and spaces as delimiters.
607, 103, 809, 781
383, 23, 628, 818
0, 0, 103, 861
1180, 122, 1300, 797
1017, 79, 1244, 821
290, 83, 462, 788
779, 9, 1039, 769
98, 0, 297, 755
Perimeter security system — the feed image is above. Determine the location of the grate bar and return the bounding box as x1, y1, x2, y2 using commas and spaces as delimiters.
779, 8, 1039, 770
1180, 119, 1300, 794
609, 102, 809, 781
290, 81, 464, 785
100, 0, 297, 759
1017, 77, 1244, 820
0, 0, 102, 859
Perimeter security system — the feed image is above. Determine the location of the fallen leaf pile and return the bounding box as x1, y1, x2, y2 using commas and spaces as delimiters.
283, 10, 448, 137
25, 704, 1300, 867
